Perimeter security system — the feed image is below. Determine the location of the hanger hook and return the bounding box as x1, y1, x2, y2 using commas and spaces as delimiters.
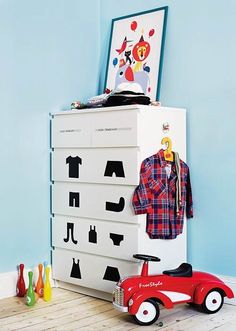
161, 137, 172, 150
161, 137, 173, 161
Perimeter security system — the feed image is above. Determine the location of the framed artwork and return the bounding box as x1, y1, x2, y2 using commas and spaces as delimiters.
104, 7, 168, 101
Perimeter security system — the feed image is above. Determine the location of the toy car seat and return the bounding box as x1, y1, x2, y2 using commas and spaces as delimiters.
163, 263, 192, 277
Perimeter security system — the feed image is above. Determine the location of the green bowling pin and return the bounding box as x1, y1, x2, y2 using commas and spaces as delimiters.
26, 271, 35, 306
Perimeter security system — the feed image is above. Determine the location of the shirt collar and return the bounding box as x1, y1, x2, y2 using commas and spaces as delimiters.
158, 149, 176, 172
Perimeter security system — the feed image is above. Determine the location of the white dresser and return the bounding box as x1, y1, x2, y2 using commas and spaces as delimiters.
51, 105, 187, 300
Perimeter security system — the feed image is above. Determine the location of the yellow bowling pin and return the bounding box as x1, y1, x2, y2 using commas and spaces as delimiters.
43, 266, 52, 302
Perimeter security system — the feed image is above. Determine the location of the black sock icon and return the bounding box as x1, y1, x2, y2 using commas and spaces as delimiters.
63, 223, 78, 244
104, 161, 125, 178
69, 192, 80, 207
70, 258, 81, 279
106, 197, 125, 212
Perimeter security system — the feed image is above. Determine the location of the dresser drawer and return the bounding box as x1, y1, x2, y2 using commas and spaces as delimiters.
52, 248, 139, 293
52, 110, 139, 148
52, 148, 139, 185
52, 215, 139, 261
52, 182, 138, 223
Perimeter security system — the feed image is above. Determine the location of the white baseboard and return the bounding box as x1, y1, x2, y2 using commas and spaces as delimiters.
0, 266, 55, 300
0, 271, 18, 299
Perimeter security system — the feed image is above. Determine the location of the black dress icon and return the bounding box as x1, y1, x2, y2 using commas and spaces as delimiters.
69, 192, 80, 207
63, 223, 78, 244
106, 197, 125, 212
103, 266, 120, 282
66, 156, 82, 178
110, 233, 124, 246
70, 258, 81, 279
104, 161, 125, 178
88, 226, 97, 244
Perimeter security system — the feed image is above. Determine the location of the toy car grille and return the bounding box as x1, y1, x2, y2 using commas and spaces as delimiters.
114, 286, 124, 306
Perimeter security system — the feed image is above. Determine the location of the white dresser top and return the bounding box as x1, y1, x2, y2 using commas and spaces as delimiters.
52, 105, 186, 116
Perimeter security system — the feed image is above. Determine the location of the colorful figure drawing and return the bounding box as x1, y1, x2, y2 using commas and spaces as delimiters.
115, 64, 150, 94
132, 35, 150, 72
113, 33, 152, 94
116, 36, 130, 55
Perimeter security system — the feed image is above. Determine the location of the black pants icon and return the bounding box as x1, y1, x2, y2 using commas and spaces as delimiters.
64, 223, 78, 244
106, 197, 125, 212
104, 161, 125, 178
69, 192, 80, 207
70, 258, 81, 279
103, 266, 120, 282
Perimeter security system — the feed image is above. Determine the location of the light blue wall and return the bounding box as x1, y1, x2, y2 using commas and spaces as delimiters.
100, 0, 236, 276
0, 0, 100, 272
1, 0, 235, 278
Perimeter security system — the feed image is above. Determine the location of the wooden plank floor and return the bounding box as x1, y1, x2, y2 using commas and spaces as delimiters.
0, 288, 236, 331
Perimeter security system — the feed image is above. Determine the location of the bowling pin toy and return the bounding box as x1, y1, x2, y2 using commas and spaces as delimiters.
35, 264, 44, 297
26, 271, 35, 306
43, 266, 52, 302
16, 264, 26, 297
43, 261, 47, 283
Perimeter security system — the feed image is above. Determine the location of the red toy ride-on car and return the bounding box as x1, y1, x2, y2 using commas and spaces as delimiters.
113, 254, 234, 326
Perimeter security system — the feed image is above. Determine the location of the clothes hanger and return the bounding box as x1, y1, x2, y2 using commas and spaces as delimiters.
161, 137, 174, 162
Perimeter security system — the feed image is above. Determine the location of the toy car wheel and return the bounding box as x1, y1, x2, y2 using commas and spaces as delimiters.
133, 299, 160, 326
201, 289, 224, 314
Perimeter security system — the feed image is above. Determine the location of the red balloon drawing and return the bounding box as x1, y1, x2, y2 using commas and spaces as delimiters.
131, 21, 137, 31
149, 29, 155, 37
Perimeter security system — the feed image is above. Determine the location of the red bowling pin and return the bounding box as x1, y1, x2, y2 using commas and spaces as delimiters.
16, 264, 26, 297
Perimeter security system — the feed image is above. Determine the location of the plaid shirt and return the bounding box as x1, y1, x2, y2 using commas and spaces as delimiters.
132, 149, 193, 239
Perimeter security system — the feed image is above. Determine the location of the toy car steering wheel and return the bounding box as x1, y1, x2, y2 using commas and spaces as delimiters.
133, 254, 161, 262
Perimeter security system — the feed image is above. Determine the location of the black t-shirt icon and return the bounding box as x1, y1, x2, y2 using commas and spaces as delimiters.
66, 156, 82, 178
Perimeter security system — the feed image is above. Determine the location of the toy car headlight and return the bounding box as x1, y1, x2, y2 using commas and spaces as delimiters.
128, 299, 134, 306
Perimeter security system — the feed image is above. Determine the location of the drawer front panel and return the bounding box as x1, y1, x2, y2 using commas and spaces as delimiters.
52, 248, 139, 293
52, 182, 138, 223
52, 216, 139, 261
52, 110, 138, 148
52, 114, 90, 148
52, 148, 139, 185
